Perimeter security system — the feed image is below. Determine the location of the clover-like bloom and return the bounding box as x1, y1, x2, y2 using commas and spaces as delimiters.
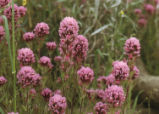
105, 85, 125, 107
59, 17, 79, 41
144, 4, 155, 15
23, 32, 35, 42
48, 94, 67, 114
29, 88, 37, 98
132, 66, 140, 79
17, 48, 35, 65
0, 0, 10, 7
8, 112, 19, 114
4, 4, 20, 21
72, 35, 88, 63
134, 9, 142, 16
54, 56, 62, 62
94, 102, 108, 114
18, 6, 27, 17
0, 76, 7, 86
46, 42, 57, 50
39, 56, 53, 69
124, 37, 141, 58
112, 61, 129, 82
17, 66, 41, 87
41, 88, 53, 101
77, 66, 94, 84
34, 22, 49, 37
138, 18, 147, 27
95, 89, 106, 101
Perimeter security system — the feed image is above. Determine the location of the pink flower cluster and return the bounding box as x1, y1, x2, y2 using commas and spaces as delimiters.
124, 37, 141, 59
48, 94, 67, 114
17, 48, 35, 65
41, 88, 53, 101
132, 66, 140, 79
144, 4, 155, 15
94, 102, 108, 114
29, 88, 37, 98
112, 61, 130, 82
33, 22, 49, 37
39, 56, 53, 69
8, 112, 19, 114
77, 66, 94, 84
54, 56, 62, 62
46, 42, 57, 50
23, 32, 35, 42
17, 66, 41, 87
0, 0, 10, 7
105, 85, 125, 107
4, 4, 27, 22
0, 76, 7, 86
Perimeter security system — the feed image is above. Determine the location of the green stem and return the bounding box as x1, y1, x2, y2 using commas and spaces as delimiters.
11, 0, 16, 112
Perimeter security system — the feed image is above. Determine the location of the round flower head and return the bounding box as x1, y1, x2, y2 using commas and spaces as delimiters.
18, 6, 27, 17
94, 102, 108, 114
0, 26, 5, 40
95, 89, 106, 101
4, 4, 20, 21
34, 22, 49, 37
59, 17, 79, 41
112, 61, 130, 82
23, 32, 35, 42
46, 42, 57, 50
41, 88, 53, 101
48, 94, 67, 114
54, 56, 62, 62
132, 66, 140, 79
134, 9, 142, 16
39, 56, 53, 69
17, 66, 41, 87
124, 37, 141, 58
77, 66, 94, 84
29, 88, 37, 98
17, 48, 35, 65
144, 4, 155, 15
53, 90, 62, 95
0, 76, 7, 86
72, 35, 88, 63
138, 18, 147, 27
105, 85, 125, 107
8, 112, 19, 114
0, 0, 10, 7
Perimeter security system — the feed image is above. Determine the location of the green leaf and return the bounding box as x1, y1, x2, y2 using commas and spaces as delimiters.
132, 91, 143, 112
0, 107, 4, 114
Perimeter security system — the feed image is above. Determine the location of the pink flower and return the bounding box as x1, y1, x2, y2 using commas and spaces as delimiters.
144, 4, 155, 15
53, 90, 62, 95
17, 66, 41, 87
0, 76, 7, 86
8, 112, 19, 114
17, 48, 35, 65
46, 42, 57, 50
105, 85, 125, 107
18, 6, 27, 17
4, 4, 20, 21
95, 89, 106, 101
41, 88, 53, 101
124, 37, 141, 58
0, 26, 5, 40
34, 22, 49, 37
54, 56, 62, 62
77, 66, 94, 84
23, 32, 35, 42
134, 9, 142, 16
0, 0, 10, 7
29, 88, 37, 98
94, 102, 108, 114
72, 35, 88, 63
48, 94, 67, 114
112, 61, 130, 82
132, 66, 140, 79
86, 89, 96, 99
59, 17, 79, 41
39, 56, 53, 69
138, 18, 147, 27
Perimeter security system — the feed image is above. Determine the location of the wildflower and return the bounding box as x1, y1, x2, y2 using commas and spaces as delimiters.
132, 66, 140, 79
18, 6, 27, 17
120, 10, 125, 17
17, 66, 41, 87
0, 0, 10, 8
72, 35, 88, 63
48, 94, 67, 114
94, 102, 108, 114
8, 112, 19, 114
23, 32, 35, 42
144, 4, 155, 15
54, 56, 62, 62
105, 85, 125, 107
17, 48, 35, 65
95, 89, 106, 101
46, 42, 57, 50
77, 66, 94, 84
124, 37, 141, 58
86, 89, 96, 100
138, 18, 147, 27
29, 88, 37, 98
22, 0, 27, 6
34, 22, 49, 37
39, 56, 53, 69
134, 9, 142, 16
0, 76, 7, 86
41, 88, 53, 101
112, 61, 130, 82
53, 90, 62, 95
